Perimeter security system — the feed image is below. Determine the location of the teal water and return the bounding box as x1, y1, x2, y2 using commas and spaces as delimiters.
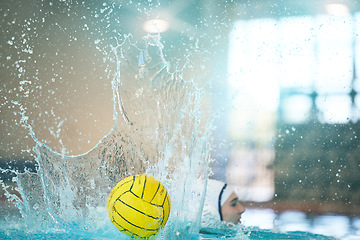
0, 223, 338, 240
0, 231, 335, 240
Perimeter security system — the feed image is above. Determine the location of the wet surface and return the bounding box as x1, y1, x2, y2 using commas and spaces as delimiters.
243, 208, 360, 240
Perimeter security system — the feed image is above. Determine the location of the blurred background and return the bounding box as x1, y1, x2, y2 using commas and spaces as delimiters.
1, 0, 360, 237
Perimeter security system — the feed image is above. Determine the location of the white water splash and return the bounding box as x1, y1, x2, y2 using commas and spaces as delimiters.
1, 34, 212, 239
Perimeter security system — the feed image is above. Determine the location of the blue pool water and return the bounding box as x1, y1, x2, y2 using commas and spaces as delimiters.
1, 203, 357, 239
242, 209, 360, 240
0, 220, 340, 240
0, 229, 338, 240
0, 221, 342, 240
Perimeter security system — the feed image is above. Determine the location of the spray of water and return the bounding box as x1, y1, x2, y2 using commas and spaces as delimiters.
0, 32, 213, 238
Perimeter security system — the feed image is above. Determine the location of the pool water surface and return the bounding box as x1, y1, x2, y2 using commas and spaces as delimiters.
0, 205, 358, 240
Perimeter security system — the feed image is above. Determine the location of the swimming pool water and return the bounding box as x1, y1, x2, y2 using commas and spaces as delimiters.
0, 225, 340, 240
1, 207, 358, 240
242, 208, 360, 240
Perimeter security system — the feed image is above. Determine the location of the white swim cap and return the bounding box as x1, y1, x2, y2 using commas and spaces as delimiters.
203, 179, 235, 221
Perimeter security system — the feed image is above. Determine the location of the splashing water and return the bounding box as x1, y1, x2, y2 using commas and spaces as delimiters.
0, 1, 214, 237
0, 32, 214, 238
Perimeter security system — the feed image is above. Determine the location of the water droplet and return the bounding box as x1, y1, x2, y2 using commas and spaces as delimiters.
33, 203, 39, 210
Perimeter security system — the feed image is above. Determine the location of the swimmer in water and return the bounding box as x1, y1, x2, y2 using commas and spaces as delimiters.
201, 179, 245, 228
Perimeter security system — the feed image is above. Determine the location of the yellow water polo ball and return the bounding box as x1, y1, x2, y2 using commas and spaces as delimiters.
107, 174, 171, 238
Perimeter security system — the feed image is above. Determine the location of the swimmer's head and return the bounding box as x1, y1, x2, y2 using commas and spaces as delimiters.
202, 179, 245, 225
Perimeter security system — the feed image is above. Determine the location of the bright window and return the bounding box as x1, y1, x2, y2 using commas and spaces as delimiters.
228, 14, 359, 126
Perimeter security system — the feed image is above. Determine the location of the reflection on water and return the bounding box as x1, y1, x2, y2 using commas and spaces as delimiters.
243, 208, 360, 240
